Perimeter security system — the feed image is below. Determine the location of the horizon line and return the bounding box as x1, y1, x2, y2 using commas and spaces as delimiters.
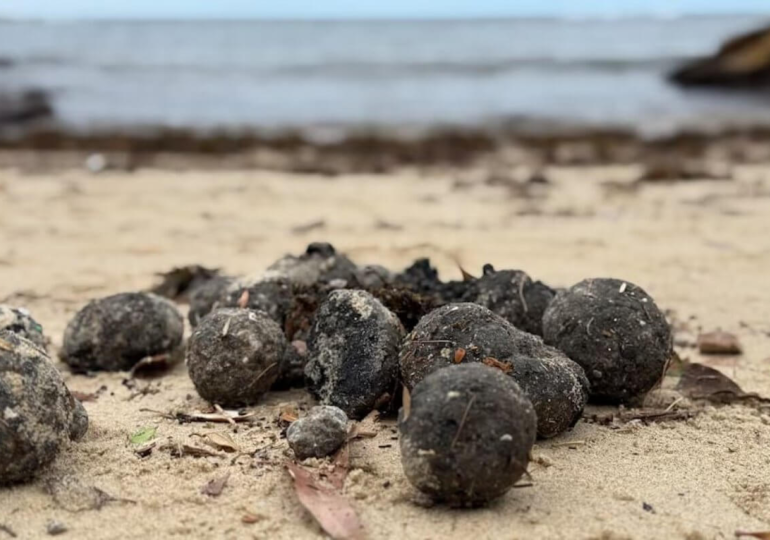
1, 12, 770, 23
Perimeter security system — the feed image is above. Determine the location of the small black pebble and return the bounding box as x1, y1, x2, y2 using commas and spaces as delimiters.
61, 292, 184, 372
543, 278, 672, 402
305, 290, 404, 419
46, 520, 67, 536
286, 405, 348, 459
399, 363, 536, 506
266, 242, 358, 287
187, 308, 286, 406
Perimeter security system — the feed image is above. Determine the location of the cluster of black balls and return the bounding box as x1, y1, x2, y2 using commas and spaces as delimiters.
8, 243, 673, 506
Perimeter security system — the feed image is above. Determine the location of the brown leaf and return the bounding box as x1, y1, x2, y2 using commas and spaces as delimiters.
482, 357, 513, 374
402, 385, 411, 421
129, 353, 172, 378
453, 348, 466, 364
698, 331, 742, 355
736, 532, 770, 540
195, 432, 239, 453
241, 512, 264, 524
349, 410, 379, 440
237, 289, 250, 309
70, 390, 97, 402
279, 404, 299, 424
286, 462, 365, 540
676, 363, 744, 401
141, 408, 258, 424
201, 473, 230, 497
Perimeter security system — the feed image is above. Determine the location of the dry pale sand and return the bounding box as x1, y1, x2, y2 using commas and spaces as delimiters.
1, 162, 770, 540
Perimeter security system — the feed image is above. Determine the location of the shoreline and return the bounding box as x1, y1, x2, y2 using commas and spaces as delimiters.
4, 123, 770, 172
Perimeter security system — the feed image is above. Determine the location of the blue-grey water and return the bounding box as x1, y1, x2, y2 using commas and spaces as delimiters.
1, 16, 770, 135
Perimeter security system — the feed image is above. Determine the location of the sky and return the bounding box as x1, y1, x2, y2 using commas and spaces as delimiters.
1, 0, 769, 20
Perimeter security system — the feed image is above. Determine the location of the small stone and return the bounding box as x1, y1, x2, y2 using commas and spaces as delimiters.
305, 290, 404, 419
287, 405, 348, 459
0, 304, 47, 351
187, 308, 286, 406
399, 363, 536, 506
46, 520, 67, 535
265, 242, 358, 287
400, 303, 588, 439
61, 292, 184, 372
543, 278, 672, 402
0, 331, 88, 485
188, 275, 235, 327
461, 265, 555, 336
697, 330, 742, 355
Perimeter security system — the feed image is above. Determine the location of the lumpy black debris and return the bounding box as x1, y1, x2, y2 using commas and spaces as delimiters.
394, 258, 472, 303
286, 405, 348, 459
266, 242, 358, 287
0, 304, 47, 351
400, 303, 589, 438
0, 331, 88, 485
305, 289, 405, 419
188, 275, 236, 327
543, 278, 673, 402
217, 277, 293, 327
187, 308, 286, 406
461, 265, 555, 336
61, 292, 184, 372
399, 363, 536, 506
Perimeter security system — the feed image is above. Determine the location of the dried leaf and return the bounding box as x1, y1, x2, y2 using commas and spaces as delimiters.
129, 353, 171, 378
402, 385, 411, 422
161, 443, 221, 458
698, 331, 742, 355
129, 426, 157, 445
141, 408, 257, 424
237, 290, 250, 309
676, 363, 744, 401
453, 348, 466, 364
286, 462, 365, 540
482, 357, 513, 374
70, 390, 97, 402
201, 473, 230, 497
0, 338, 13, 352
0, 524, 16, 538
736, 532, 770, 540
241, 512, 264, 524
279, 404, 299, 424
349, 410, 379, 440
196, 432, 239, 453
46, 476, 135, 512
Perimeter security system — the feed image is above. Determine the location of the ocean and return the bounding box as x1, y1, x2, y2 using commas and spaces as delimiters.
2, 16, 770, 136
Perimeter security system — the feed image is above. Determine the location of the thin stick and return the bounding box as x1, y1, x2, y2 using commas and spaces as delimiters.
518, 276, 528, 313
451, 395, 476, 449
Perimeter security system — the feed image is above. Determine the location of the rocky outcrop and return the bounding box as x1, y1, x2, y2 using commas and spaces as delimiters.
670, 24, 770, 87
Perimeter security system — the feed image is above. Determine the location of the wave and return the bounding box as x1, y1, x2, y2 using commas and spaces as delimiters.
5, 55, 692, 78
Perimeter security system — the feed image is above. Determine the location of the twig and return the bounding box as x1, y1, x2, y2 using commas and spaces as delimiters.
0, 524, 17, 538
517, 276, 528, 313
451, 395, 476, 449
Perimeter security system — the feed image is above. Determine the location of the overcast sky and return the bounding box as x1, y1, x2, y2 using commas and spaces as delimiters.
1, 0, 769, 20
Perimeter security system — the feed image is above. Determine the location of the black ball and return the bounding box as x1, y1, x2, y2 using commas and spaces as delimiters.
543, 278, 672, 402
400, 303, 588, 439
399, 363, 536, 506
61, 292, 184, 372
187, 308, 286, 406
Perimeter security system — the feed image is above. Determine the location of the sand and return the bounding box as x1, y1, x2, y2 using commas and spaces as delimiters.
1, 163, 770, 539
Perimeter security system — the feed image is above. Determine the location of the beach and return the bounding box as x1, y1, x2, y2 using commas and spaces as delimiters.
1, 158, 770, 539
